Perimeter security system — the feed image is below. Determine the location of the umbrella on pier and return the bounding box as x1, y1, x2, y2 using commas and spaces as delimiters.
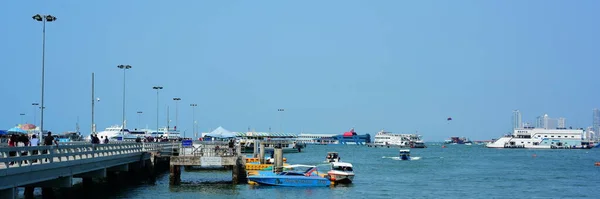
7, 127, 26, 134
20, 124, 36, 130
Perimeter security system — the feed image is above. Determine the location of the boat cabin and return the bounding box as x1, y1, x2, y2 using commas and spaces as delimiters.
399, 149, 411, 160
326, 152, 340, 162
331, 162, 353, 172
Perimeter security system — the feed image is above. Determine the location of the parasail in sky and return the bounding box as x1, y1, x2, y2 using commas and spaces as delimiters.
447, 117, 452, 121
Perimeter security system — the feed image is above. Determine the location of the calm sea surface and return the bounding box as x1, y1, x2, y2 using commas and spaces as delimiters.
41, 144, 600, 199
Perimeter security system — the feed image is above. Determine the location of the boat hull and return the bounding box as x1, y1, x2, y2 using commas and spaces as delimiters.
326, 173, 354, 184
248, 176, 331, 187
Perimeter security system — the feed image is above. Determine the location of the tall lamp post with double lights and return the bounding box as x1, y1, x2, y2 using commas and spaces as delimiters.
190, 104, 197, 139
152, 86, 163, 133
173, 98, 181, 132
31, 103, 39, 126
117, 65, 132, 134
137, 111, 143, 129
33, 14, 57, 139
278, 108, 285, 133
20, 113, 26, 124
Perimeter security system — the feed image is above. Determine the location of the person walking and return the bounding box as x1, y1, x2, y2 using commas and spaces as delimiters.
43, 132, 58, 162
8, 134, 18, 165
18, 134, 30, 164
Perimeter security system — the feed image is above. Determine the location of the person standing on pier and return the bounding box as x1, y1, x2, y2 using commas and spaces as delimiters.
18, 134, 30, 164
228, 139, 234, 155
30, 135, 39, 163
8, 134, 18, 165
104, 136, 109, 144
43, 132, 58, 162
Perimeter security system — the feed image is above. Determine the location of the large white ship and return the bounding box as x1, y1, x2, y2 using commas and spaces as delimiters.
373, 130, 426, 148
486, 127, 595, 149
93, 125, 146, 141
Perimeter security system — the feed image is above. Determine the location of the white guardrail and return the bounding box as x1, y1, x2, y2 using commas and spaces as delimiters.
0, 142, 178, 169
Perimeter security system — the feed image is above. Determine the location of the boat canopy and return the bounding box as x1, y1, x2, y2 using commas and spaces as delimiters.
283, 164, 316, 168
331, 162, 353, 167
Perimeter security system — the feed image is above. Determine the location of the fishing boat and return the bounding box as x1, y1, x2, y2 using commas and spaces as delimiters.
326, 162, 354, 184
399, 149, 411, 160
247, 165, 331, 187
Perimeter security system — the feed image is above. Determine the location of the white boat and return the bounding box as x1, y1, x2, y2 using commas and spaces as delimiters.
325, 152, 341, 163
94, 125, 145, 141
486, 127, 595, 149
373, 130, 426, 148
326, 162, 354, 184
399, 149, 411, 160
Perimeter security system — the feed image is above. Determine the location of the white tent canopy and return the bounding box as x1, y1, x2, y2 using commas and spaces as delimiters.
205, 126, 236, 138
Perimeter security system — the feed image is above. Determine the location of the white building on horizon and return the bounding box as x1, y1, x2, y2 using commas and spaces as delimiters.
512, 110, 523, 130
593, 109, 600, 135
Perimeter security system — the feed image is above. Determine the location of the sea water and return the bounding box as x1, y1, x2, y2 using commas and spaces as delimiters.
41, 144, 600, 199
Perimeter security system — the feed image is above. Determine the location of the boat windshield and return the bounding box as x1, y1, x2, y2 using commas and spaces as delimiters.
279, 172, 305, 176
333, 166, 353, 172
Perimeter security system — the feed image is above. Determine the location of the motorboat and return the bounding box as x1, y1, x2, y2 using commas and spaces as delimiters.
247, 165, 331, 187
399, 149, 411, 160
326, 162, 354, 184
325, 152, 341, 163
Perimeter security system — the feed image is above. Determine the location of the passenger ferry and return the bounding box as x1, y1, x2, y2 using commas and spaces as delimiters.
93, 125, 148, 141
373, 130, 426, 148
486, 127, 595, 149
297, 133, 339, 145
444, 137, 473, 145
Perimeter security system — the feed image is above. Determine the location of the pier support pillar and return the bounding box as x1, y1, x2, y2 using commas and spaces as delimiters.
169, 165, 181, 185
24, 187, 34, 199
252, 141, 258, 157
232, 156, 247, 184
259, 142, 265, 164
274, 148, 283, 173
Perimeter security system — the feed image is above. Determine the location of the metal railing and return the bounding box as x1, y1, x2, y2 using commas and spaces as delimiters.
0, 142, 176, 169
179, 141, 240, 157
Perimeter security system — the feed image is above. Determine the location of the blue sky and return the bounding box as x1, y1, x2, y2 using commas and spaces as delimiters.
1, 0, 599, 141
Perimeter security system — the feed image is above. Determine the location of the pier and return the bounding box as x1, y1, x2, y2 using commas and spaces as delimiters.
0, 142, 177, 199
168, 141, 246, 185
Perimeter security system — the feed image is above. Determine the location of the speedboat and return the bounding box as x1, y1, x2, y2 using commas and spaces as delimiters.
247, 165, 331, 187
326, 162, 354, 184
325, 152, 341, 163
399, 149, 411, 160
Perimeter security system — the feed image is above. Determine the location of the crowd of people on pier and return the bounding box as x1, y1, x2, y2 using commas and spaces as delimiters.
5, 132, 58, 165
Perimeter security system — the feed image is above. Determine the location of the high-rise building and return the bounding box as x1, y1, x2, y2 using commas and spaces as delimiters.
558, 117, 565, 129
512, 110, 523, 129
535, 116, 543, 128
593, 109, 600, 135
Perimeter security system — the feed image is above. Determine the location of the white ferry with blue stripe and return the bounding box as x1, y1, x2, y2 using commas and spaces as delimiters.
486, 127, 595, 149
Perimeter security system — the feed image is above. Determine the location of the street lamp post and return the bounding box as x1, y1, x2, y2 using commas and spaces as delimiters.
33, 14, 57, 139
137, 111, 143, 129
278, 108, 285, 133
152, 86, 163, 133
190, 104, 197, 139
173, 98, 181, 132
117, 65, 132, 133
31, 103, 39, 126
20, 113, 26, 124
